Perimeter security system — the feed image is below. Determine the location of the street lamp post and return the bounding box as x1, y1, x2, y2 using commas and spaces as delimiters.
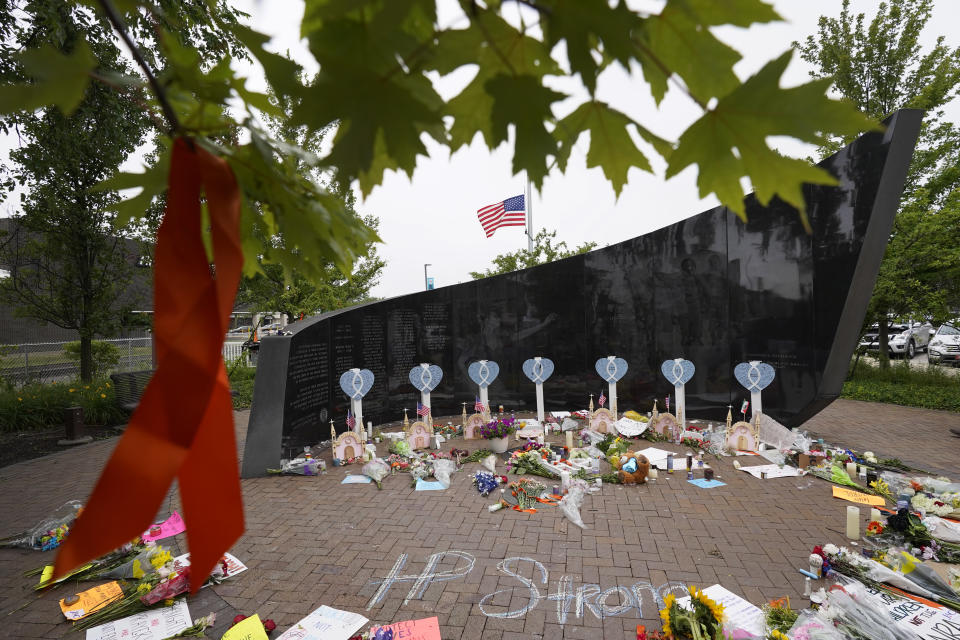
424, 263, 431, 291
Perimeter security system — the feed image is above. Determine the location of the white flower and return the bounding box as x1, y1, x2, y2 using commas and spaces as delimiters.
823, 543, 839, 556
157, 566, 172, 578
144, 540, 157, 549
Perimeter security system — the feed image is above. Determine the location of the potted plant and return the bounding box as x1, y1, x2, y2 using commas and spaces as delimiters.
479, 417, 517, 453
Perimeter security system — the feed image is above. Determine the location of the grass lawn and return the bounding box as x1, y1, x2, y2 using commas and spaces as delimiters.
842, 359, 960, 412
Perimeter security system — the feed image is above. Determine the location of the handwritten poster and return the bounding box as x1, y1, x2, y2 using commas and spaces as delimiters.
59, 581, 123, 620
275, 605, 368, 640
869, 586, 960, 639
832, 486, 885, 506
675, 585, 764, 637
370, 616, 441, 640
85, 599, 191, 640
222, 614, 269, 640
142, 511, 186, 542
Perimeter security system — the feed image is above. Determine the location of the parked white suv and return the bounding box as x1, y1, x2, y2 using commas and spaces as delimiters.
859, 321, 934, 359
928, 323, 960, 366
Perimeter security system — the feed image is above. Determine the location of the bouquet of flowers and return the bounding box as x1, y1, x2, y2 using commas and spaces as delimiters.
0, 500, 81, 551
659, 586, 725, 640
506, 450, 558, 479
508, 477, 547, 510
473, 471, 501, 496
362, 459, 391, 489
266, 458, 322, 475
450, 448, 469, 465
386, 454, 410, 472
389, 439, 412, 457
434, 423, 460, 438
887, 508, 960, 564
462, 449, 494, 463
478, 417, 517, 439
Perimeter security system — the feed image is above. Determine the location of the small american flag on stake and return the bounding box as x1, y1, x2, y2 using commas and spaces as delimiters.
598, 389, 606, 407
474, 396, 485, 413
417, 402, 430, 417
346, 410, 355, 429
477, 194, 525, 238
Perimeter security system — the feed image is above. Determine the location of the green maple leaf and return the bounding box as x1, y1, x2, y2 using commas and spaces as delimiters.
486, 74, 566, 188
0, 42, 96, 116
538, 0, 643, 94
232, 25, 303, 99
638, 3, 741, 105
666, 50, 879, 230
671, 0, 781, 27
555, 102, 672, 197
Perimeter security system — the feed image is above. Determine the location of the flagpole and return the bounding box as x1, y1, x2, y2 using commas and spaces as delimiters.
525, 171, 534, 252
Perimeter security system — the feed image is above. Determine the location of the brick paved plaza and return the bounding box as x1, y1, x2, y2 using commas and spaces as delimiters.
1, 399, 958, 639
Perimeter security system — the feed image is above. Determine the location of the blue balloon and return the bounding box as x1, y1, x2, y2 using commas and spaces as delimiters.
595, 356, 628, 382
660, 358, 695, 385
408, 363, 443, 391
339, 368, 375, 399
734, 361, 776, 392
467, 360, 500, 388
522, 357, 555, 383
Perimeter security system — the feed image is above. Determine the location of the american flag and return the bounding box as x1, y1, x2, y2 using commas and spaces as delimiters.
477, 194, 525, 238
598, 389, 606, 407
474, 396, 485, 413
346, 410, 355, 429
417, 402, 430, 417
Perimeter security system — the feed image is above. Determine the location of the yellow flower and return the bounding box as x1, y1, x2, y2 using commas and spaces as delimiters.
771, 631, 789, 640
136, 582, 151, 594
69, 388, 75, 393
100, 393, 106, 399
106, 382, 111, 388
164, 599, 174, 606
659, 593, 676, 636
84, 385, 89, 389
149, 549, 173, 570
132, 559, 145, 579
17, 397, 22, 402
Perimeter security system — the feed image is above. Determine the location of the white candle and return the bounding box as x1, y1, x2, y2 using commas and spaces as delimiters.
560, 470, 571, 494
846, 506, 860, 540
565, 430, 573, 449
648, 468, 658, 479
870, 508, 882, 522
845, 462, 856, 478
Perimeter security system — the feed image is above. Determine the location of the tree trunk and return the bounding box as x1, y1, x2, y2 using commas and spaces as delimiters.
878, 319, 890, 370
79, 334, 93, 382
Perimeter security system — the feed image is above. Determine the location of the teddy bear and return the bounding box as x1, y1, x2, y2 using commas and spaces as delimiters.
613, 451, 650, 484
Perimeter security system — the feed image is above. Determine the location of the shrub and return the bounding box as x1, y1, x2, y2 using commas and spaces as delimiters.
64, 340, 122, 379
842, 360, 960, 412
227, 360, 256, 410
0, 379, 127, 432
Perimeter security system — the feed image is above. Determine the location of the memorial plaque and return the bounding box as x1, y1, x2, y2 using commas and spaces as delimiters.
241, 111, 922, 476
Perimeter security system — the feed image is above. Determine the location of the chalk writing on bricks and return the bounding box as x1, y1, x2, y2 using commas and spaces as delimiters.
365, 551, 688, 625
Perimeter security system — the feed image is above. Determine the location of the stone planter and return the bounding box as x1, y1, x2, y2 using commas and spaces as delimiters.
487, 436, 509, 453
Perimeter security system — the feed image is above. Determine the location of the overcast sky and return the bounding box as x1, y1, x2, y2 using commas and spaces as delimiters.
4, 1, 960, 300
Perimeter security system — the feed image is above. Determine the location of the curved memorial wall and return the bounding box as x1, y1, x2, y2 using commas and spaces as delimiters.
241, 110, 922, 476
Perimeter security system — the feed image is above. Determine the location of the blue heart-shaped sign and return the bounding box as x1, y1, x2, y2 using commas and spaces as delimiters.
660, 358, 695, 386
339, 368, 374, 399
409, 363, 443, 392
734, 361, 775, 392
468, 360, 500, 388
522, 357, 555, 383
595, 356, 628, 382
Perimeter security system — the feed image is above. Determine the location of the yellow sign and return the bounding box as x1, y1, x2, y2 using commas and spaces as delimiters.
59, 581, 123, 620
222, 614, 269, 640
832, 486, 885, 506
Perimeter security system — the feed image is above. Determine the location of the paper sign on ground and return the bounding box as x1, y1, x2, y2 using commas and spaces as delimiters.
370, 616, 441, 640
415, 479, 446, 491
275, 605, 368, 640
675, 585, 764, 637
635, 447, 673, 468
172, 551, 247, 578
867, 585, 960, 639
832, 486, 885, 506
688, 479, 726, 489
85, 598, 191, 640
60, 581, 124, 620
223, 613, 269, 640
739, 464, 803, 479
142, 510, 186, 542
341, 474, 373, 484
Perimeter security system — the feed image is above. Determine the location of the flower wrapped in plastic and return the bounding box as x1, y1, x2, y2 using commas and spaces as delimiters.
558, 479, 589, 529
431, 459, 457, 488
0, 500, 81, 551
508, 478, 546, 510
658, 586, 724, 640
389, 439, 412, 457
473, 471, 499, 497
266, 458, 321, 475
816, 575, 917, 640
480, 454, 497, 473
362, 459, 391, 489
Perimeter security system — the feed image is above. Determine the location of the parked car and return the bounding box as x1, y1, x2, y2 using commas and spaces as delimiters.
928, 323, 960, 366
859, 321, 934, 358
227, 325, 252, 336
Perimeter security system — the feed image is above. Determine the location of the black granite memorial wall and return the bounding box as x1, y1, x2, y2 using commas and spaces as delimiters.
241, 110, 922, 477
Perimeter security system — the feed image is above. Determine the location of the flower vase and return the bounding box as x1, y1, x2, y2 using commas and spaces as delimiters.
488, 436, 509, 453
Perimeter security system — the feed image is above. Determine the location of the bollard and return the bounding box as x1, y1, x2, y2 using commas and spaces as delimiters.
59, 406, 93, 445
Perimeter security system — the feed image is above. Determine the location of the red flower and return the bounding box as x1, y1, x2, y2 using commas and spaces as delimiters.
263, 619, 277, 632
233, 614, 247, 624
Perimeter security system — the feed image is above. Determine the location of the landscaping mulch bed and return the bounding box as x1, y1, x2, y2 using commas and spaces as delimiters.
0, 425, 123, 469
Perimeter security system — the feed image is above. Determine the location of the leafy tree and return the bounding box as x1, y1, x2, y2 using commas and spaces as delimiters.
795, 0, 960, 366
0, 1, 245, 381
470, 229, 597, 279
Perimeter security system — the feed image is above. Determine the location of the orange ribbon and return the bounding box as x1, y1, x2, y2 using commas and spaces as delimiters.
55, 139, 245, 592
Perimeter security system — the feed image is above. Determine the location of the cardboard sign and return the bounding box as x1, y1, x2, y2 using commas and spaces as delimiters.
275, 605, 368, 640
85, 599, 191, 640
223, 614, 269, 640
59, 581, 123, 620
142, 511, 186, 542
832, 486, 885, 506
370, 616, 441, 640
